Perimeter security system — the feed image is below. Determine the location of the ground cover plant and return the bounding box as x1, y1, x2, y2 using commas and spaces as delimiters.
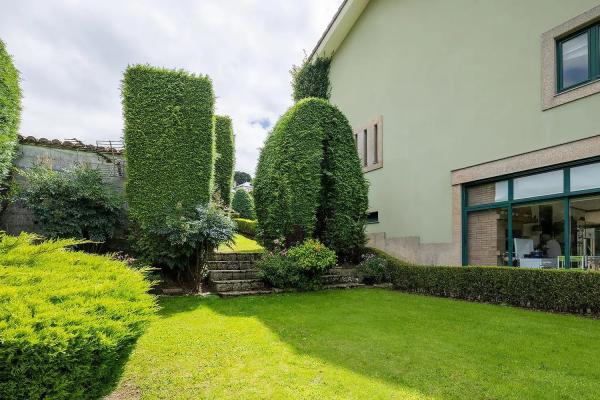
0, 39, 20, 184
112, 289, 600, 399
254, 98, 368, 258
17, 164, 122, 243
213, 115, 235, 206
0, 233, 156, 399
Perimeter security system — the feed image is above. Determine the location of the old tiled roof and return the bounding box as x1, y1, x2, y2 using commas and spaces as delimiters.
18, 135, 123, 154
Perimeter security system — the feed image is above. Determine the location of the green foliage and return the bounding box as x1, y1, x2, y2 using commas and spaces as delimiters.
233, 218, 256, 238
17, 164, 123, 242
374, 249, 600, 315
234, 171, 251, 186
258, 239, 336, 290
0, 40, 21, 183
254, 98, 368, 258
122, 64, 215, 233
213, 115, 235, 206
133, 204, 235, 291
232, 189, 255, 219
0, 233, 156, 399
291, 56, 331, 102
357, 253, 391, 284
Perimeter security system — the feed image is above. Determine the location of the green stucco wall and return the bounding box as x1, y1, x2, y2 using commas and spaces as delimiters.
328, 0, 600, 244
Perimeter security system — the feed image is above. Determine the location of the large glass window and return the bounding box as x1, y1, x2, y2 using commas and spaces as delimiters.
570, 196, 600, 270
557, 23, 600, 92
513, 170, 563, 200
512, 201, 564, 268
467, 208, 509, 266
571, 162, 600, 192
464, 160, 600, 268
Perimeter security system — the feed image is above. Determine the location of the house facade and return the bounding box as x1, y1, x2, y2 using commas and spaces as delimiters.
312, 0, 600, 268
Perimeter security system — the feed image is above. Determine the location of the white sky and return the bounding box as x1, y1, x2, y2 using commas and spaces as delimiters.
0, 0, 341, 174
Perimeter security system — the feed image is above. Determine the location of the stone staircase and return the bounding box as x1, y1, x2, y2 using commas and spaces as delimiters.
206, 253, 363, 297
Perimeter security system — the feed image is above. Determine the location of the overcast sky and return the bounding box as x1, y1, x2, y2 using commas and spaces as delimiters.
0, 0, 340, 174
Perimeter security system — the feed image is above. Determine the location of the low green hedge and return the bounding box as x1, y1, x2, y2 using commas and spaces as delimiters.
369, 248, 600, 315
234, 218, 256, 238
0, 234, 156, 399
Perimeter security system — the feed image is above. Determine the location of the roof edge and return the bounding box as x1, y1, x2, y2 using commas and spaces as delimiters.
309, 0, 371, 61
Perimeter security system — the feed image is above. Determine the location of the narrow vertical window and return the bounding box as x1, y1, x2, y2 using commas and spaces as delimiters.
363, 129, 368, 166
373, 123, 378, 164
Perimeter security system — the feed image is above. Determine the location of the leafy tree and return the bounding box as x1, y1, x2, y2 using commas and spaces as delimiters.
214, 115, 235, 206
17, 164, 123, 242
0, 39, 21, 183
291, 56, 331, 102
234, 171, 251, 186
232, 189, 255, 219
254, 98, 368, 259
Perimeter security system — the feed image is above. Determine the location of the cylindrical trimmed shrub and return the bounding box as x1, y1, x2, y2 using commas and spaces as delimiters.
232, 189, 255, 220
0, 39, 21, 182
122, 65, 215, 231
0, 233, 156, 399
254, 98, 368, 257
213, 115, 235, 206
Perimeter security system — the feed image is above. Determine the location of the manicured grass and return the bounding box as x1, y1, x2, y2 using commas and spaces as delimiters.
217, 233, 263, 253
112, 290, 600, 399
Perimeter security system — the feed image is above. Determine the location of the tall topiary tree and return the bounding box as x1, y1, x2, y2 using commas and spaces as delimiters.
254, 98, 368, 258
232, 188, 255, 220
122, 64, 215, 235
291, 56, 331, 102
0, 39, 21, 183
213, 115, 235, 206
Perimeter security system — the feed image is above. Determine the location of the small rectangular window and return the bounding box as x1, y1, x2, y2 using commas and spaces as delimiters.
363, 129, 368, 167
557, 23, 600, 92
571, 162, 600, 192
367, 211, 379, 224
373, 124, 378, 164
513, 170, 564, 200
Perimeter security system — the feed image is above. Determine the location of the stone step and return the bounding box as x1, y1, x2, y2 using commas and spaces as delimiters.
206, 260, 256, 270
327, 267, 358, 277
209, 269, 259, 281
219, 290, 274, 297
323, 282, 366, 290
212, 279, 268, 292
211, 253, 262, 262
322, 274, 359, 285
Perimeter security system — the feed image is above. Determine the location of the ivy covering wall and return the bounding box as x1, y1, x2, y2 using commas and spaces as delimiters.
254, 98, 368, 257
291, 56, 331, 102
213, 115, 235, 206
122, 65, 215, 230
0, 40, 21, 183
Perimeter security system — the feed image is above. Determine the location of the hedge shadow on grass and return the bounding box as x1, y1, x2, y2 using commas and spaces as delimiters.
159, 290, 600, 399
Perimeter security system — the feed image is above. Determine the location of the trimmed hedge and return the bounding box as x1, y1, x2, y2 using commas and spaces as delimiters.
291, 56, 331, 102
232, 189, 255, 220
254, 98, 368, 257
370, 248, 600, 315
0, 233, 156, 399
0, 40, 21, 182
234, 218, 256, 238
213, 115, 235, 206
122, 65, 215, 230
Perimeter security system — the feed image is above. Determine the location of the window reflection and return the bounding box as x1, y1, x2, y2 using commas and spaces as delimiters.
562, 33, 589, 88
570, 196, 600, 270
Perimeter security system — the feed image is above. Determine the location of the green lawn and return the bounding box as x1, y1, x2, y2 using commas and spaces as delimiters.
112, 290, 600, 399
217, 234, 263, 253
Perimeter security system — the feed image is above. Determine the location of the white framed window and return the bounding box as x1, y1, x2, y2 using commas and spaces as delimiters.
354, 115, 383, 172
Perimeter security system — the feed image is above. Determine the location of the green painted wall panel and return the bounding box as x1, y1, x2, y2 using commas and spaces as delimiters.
328, 0, 600, 243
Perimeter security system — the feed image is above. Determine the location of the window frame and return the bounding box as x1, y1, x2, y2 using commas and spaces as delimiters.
556, 23, 600, 93
354, 115, 383, 173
